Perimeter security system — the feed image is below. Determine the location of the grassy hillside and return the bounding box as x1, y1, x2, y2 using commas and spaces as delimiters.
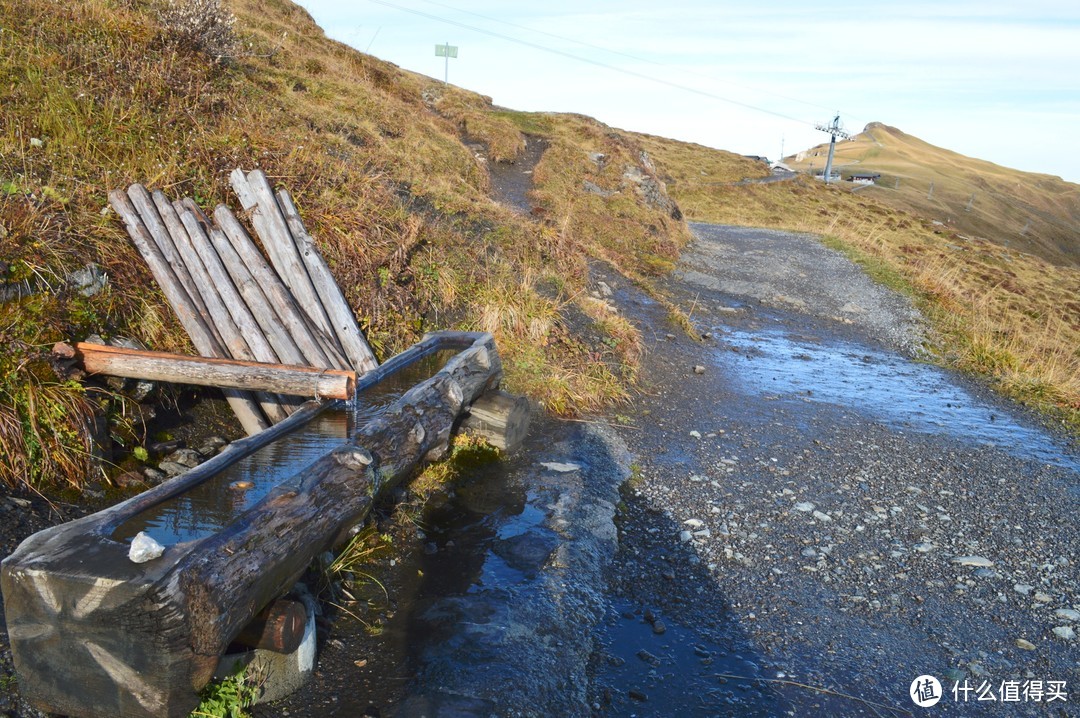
643, 139, 1080, 433
786, 122, 1080, 267
0, 0, 686, 489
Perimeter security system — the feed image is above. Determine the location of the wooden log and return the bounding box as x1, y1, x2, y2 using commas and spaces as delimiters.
108, 190, 269, 436
150, 192, 288, 425
1, 332, 500, 718
238, 173, 350, 370
458, 389, 532, 452
179, 210, 303, 415
71, 342, 356, 400
214, 205, 340, 369
229, 170, 337, 345
276, 189, 379, 373
232, 599, 306, 654
205, 224, 309, 369
125, 185, 222, 349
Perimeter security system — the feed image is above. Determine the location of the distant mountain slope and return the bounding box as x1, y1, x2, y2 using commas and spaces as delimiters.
786, 123, 1080, 266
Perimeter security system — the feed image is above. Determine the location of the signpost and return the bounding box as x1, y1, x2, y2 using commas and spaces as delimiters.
435, 42, 458, 85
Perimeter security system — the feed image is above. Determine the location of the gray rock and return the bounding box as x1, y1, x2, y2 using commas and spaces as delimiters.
1051, 626, 1075, 640
952, 556, 994, 567
1053, 608, 1080, 622
113, 471, 145, 489
794, 502, 816, 512
1014, 638, 1036, 651
142, 466, 167, 484
651, 620, 667, 635
812, 510, 832, 522
636, 650, 659, 666
164, 448, 203, 468
157, 461, 189, 478
583, 180, 616, 198
196, 436, 229, 457
683, 519, 704, 529
693, 365, 706, 374
914, 542, 935, 553
149, 439, 184, 455
68, 263, 108, 297
1034, 592, 1052, 603
1013, 584, 1034, 596
597, 281, 613, 297
492, 531, 559, 578
679, 530, 693, 543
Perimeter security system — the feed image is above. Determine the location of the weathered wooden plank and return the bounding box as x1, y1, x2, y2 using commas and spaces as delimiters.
276, 189, 379, 373
205, 224, 309, 369
126, 185, 222, 350
108, 190, 269, 436
229, 170, 338, 348
67, 342, 356, 400
0, 332, 502, 718
179, 210, 304, 415
150, 191, 288, 425
214, 205, 339, 369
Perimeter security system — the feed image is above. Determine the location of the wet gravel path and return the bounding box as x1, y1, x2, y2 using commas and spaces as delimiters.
590, 224, 1079, 716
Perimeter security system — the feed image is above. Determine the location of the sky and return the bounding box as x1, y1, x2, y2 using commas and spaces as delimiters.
297, 1, 1080, 184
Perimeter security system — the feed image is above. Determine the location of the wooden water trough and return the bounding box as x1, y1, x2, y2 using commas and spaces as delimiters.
1, 173, 533, 717
1, 330, 530, 718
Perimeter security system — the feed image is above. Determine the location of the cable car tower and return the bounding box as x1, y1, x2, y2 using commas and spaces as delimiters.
815, 112, 849, 184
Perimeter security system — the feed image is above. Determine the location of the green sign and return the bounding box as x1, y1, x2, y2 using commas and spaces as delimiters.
435, 44, 458, 58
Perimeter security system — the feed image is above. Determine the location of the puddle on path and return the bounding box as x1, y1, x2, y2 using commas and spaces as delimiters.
717, 329, 1078, 470
323, 453, 540, 715
593, 600, 794, 717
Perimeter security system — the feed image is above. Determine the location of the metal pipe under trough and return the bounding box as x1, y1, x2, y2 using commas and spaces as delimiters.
1, 332, 508, 718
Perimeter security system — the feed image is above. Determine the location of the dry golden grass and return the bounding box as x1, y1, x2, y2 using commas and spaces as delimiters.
787, 123, 1080, 267
528, 114, 691, 277
0, 0, 690, 489
635, 132, 771, 189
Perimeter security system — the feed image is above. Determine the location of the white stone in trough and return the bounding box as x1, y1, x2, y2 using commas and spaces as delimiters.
128, 531, 165, 563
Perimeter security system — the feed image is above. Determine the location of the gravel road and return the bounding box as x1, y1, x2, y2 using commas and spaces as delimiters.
590, 223, 1079, 716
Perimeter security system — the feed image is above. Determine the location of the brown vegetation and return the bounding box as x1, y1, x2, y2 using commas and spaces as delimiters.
0, 0, 687, 489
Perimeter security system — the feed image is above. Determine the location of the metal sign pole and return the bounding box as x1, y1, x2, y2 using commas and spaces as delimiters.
434, 42, 458, 86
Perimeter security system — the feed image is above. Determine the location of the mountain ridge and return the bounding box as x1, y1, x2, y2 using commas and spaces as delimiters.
786, 121, 1080, 266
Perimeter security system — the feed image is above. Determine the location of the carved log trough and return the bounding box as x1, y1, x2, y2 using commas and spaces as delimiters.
1, 331, 522, 718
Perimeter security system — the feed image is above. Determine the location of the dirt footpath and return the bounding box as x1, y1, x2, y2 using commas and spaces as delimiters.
590, 223, 1079, 717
